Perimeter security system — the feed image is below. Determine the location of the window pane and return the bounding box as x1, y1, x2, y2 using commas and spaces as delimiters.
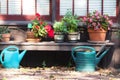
74, 0, 87, 16
8, 0, 21, 15
60, 0, 72, 15
22, 0, 35, 15
0, 0, 7, 14
89, 0, 102, 13
37, 0, 50, 15
103, 0, 116, 16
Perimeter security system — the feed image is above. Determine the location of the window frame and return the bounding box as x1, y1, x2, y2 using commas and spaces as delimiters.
56, 0, 119, 22
0, 0, 119, 22
0, 0, 52, 21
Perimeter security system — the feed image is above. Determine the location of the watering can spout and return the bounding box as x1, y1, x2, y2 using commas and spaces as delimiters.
96, 48, 110, 65
19, 50, 27, 63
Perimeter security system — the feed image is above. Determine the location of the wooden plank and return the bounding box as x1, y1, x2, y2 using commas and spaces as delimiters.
0, 41, 115, 51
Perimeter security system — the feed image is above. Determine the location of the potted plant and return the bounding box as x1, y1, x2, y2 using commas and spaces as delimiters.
26, 13, 54, 42
0, 26, 11, 42
116, 28, 120, 39
115, 27, 120, 40
53, 21, 67, 42
62, 10, 79, 42
82, 10, 113, 41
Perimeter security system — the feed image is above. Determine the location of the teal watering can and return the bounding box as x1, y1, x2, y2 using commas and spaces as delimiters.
0, 46, 27, 68
71, 45, 110, 72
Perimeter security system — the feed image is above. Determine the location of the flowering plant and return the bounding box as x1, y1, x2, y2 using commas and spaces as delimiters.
82, 10, 113, 31
31, 13, 54, 38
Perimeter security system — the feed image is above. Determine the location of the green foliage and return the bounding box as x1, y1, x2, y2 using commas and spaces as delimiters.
53, 21, 67, 33
0, 26, 10, 39
31, 13, 53, 38
32, 22, 47, 38
116, 29, 120, 39
62, 10, 79, 33
42, 60, 46, 69
0, 26, 10, 34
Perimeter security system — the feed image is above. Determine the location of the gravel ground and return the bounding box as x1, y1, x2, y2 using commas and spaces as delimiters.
0, 67, 120, 80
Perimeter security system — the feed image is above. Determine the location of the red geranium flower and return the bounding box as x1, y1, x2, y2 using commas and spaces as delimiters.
40, 21, 43, 25
35, 25, 39, 30
36, 13, 40, 20
44, 25, 52, 32
31, 13, 54, 38
36, 13, 40, 17
48, 29, 54, 38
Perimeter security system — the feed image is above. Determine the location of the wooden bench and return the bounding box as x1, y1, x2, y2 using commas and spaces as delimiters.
0, 41, 114, 51
0, 41, 115, 68
0, 21, 116, 68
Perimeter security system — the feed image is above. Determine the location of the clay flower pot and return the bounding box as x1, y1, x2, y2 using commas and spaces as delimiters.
26, 38, 41, 42
88, 29, 107, 41
26, 32, 41, 42
26, 31, 35, 39
2, 33, 11, 42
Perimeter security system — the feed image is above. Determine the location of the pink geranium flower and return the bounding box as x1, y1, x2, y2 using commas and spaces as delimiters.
108, 20, 113, 25
81, 10, 113, 31
83, 17, 87, 22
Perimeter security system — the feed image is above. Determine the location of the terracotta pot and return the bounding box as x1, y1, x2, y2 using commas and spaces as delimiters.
2, 33, 11, 42
26, 31, 35, 39
26, 31, 41, 42
26, 38, 41, 42
88, 29, 107, 41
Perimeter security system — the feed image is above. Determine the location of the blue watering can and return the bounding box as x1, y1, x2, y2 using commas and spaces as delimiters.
71, 45, 110, 72
0, 46, 27, 68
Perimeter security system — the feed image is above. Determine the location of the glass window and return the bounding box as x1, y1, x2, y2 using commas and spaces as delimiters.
8, 0, 21, 15
74, 0, 87, 16
0, 0, 50, 15
0, 0, 7, 14
22, 0, 35, 15
59, 0, 117, 16
60, 0, 72, 15
37, 0, 50, 15
89, 0, 102, 13
103, 0, 116, 16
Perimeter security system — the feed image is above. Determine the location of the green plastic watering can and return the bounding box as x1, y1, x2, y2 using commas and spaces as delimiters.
71, 45, 110, 72
0, 46, 27, 68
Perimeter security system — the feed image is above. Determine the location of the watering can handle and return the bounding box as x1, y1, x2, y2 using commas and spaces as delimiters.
96, 44, 106, 57
0, 48, 6, 64
71, 48, 76, 62
71, 46, 95, 61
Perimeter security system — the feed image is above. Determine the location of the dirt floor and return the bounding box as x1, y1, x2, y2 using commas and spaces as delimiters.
0, 66, 120, 80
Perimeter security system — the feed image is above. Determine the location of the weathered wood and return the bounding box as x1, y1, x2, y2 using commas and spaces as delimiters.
0, 21, 30, 25
0, 41, 114, 51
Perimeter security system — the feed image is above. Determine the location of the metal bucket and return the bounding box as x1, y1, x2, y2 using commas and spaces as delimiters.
71, 46, 96, 72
